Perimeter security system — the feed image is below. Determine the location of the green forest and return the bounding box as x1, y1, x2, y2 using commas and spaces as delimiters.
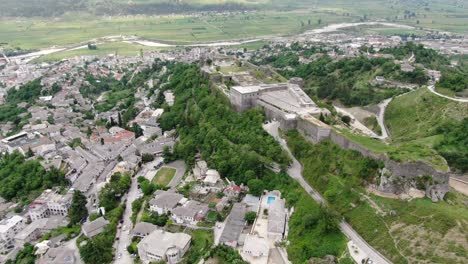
158, 63, 290, 183
435, 118, 468, 172
0, 151, 68, 203
280, 55, 425, 106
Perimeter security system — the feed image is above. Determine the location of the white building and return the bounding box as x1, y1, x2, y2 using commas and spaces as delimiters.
137, 230, 191, 264
0, 216, 26, 253
203, 169, 221, 185
28, 190, 72, 221
242, 234, 270, 262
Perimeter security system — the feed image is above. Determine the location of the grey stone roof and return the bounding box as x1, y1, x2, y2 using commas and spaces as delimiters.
82, 217, 109, 235
267, 199, 286, 234
219, 203, 246, 243
133, 222, 158, 236
149, 190, 183, 210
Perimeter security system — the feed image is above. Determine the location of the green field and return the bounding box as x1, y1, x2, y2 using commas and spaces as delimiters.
0, 1, 467, 52
152, 167, 176, 186
32, 42, 171, 63
0, 11, 352, 50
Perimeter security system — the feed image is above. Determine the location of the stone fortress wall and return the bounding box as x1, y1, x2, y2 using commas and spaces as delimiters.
227, 75, 450, 201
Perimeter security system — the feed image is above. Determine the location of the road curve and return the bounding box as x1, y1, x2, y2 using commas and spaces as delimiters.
263, 121, 392, 264
428, 85, 468, 103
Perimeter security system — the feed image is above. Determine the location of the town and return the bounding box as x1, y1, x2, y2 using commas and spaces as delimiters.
0, 17, 467, 264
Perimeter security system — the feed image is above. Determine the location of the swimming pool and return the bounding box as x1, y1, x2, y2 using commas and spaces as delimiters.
267, 196, 276, 204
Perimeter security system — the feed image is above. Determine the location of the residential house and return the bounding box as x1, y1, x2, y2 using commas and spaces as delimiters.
171, 201, 209, 225
137, 230, 191, 264
149, 190, 184, 215
14, 218, 48, 245
133, 222, 158, 238
267, 199, 287, 241
37, 247, 76, 264
242, 234, 269, 259
0, 216, 26, 254
82, 217, 109, 238
217, 203, 246, 248
203, 169, 221, 186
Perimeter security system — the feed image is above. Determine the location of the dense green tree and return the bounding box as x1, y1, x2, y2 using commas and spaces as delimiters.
247, 179, 264, 196
244, 211, 256, 225
69, 190, 88, 225
0, 152, 68, 202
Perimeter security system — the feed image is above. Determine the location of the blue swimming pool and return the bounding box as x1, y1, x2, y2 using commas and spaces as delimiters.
267, 196, 276, 204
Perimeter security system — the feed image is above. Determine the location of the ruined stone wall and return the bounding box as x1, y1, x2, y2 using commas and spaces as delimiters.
280, 113, 451, 201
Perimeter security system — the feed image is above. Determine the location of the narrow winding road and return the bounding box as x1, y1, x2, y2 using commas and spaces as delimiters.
427, 84, 468, 103
376, 98, 392, 139
263, 122, 392, 264
114, 175, 139, 264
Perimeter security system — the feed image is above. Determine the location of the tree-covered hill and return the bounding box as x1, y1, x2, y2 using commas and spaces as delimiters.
0, 152, 69, 203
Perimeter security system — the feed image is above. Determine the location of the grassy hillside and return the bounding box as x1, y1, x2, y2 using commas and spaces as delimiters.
286, 131, 468, 264
386, 88, 467, 142
385, 88, 468, 172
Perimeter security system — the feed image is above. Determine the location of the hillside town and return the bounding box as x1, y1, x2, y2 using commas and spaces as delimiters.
0, 23, 467, 264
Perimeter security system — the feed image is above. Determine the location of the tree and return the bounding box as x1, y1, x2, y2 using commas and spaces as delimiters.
86, 127, 92, 138
319, 113, 325, 123
142, 153, 154, 163
132, 123, 143, 138
245, 211, 256, 225
109, 117, 116, 127
247, 179, 263, 196
26, 147, 34, 158
162, 146, 174, 162
69, 190, 88, 225
118, 112, 123, 127
341, 115, 351, 125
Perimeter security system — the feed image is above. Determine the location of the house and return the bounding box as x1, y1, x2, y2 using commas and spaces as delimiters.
223, 181, 243, 198
37, 247, 76, 264
14, 218, 48, 245
267, 199, 287, 241
203, 169, 221, 186
242, 234, 269, 259
192, 160, 208, 181
149, 190, 184, 215
216, 196, 230, 212
82, 217, 109, 238
217, 203, 246, 248
0, 216, 26, 254
242, 194, 260, 213
137, 230, 191, 264
163, 90, 175, 106
133, 222, 158, 238
171, 201, 209, 225
28, 190, 72, 221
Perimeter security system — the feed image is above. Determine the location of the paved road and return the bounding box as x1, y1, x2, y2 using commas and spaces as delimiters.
428, 84, 468, 103
263, 122, 391, 264
165, 160, 187, 189
114, 175, 139, 264
376, 98, 392, 139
